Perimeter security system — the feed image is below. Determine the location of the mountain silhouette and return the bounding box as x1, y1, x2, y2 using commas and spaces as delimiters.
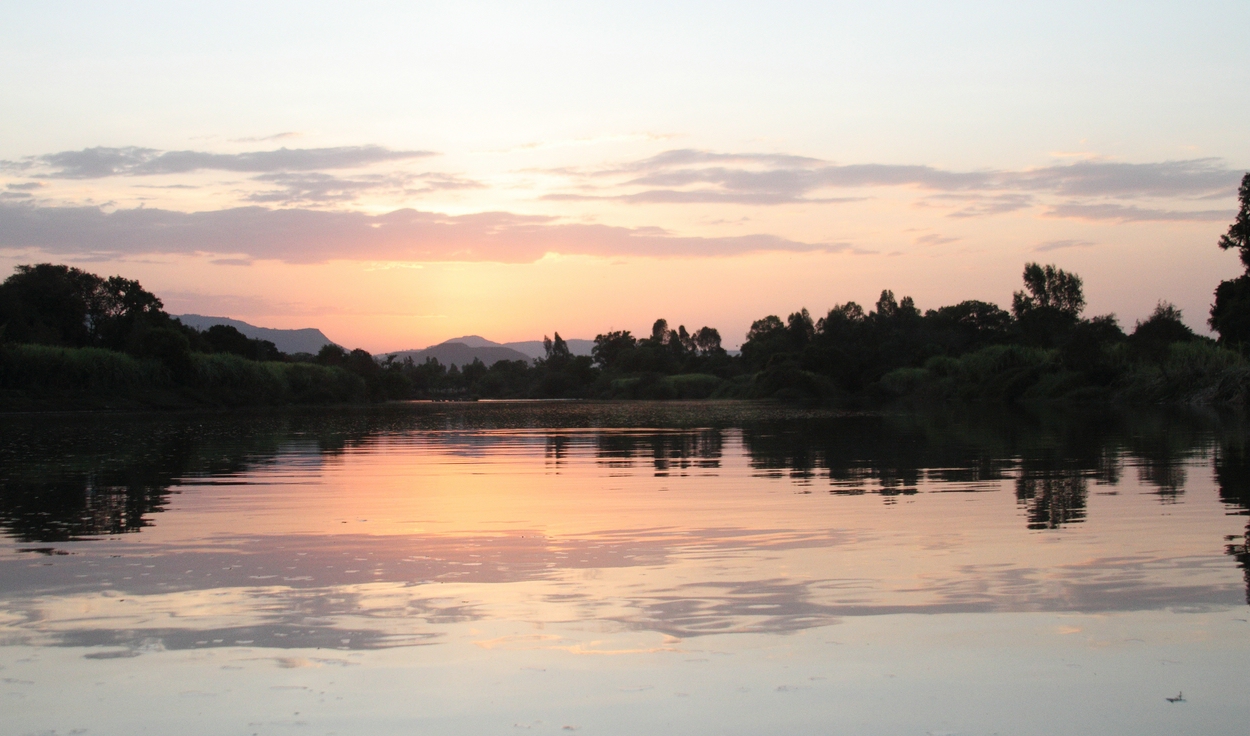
384, 335, 593, 367
175, 314, 337, 355
383, 341, 533, 369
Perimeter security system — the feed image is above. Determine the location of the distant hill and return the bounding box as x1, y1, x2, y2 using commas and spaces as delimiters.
175, 315, 336, 355
383, 341, 533, 369
500, 338, 594, 360
382, 335, 594, 368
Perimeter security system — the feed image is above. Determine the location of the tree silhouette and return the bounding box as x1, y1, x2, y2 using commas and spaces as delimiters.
1209, 173, 1250, 346
543, 332, 572, 361
741, 315, 788, 369
1012, 263, 1085, 318
0, 263, 167, 348
786, 309, 815, 348
693, 326, 723, 355
592, 330, 637, 369
649, 319, 669, 345
1012, 263, 1085, 347
1129, 302, 1196, 362
676, 325, 696, 353
1217, 173, 1250, 266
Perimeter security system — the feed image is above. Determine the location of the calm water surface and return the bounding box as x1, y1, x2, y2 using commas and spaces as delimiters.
1, 401, 1248, 735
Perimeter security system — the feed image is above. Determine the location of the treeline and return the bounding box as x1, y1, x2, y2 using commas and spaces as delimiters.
358, 173, 1250, 404
2, 173, 1248, 409
0, 261, 1237, 408
0, 263, 367, 408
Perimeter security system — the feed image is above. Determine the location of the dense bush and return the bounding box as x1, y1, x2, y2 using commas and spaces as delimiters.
0, 344, 367, 409
0, 344, 167, 394
188, 354, 366, 406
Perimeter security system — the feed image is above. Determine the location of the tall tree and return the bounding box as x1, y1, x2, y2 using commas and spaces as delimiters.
1012, 263, 1085, 318
786, 309, 815, 347
0, 263, 169, 348
693, 326, 723, 355
649, 318, 669, 345
1218, 173, 1250, 266
592, 330, 637, 369
1210, 173, 1250, 346
543, 332, 572, 361
1130, 302, 1196, 361
740, 315, 789, 369
1011, 263, 1085, 347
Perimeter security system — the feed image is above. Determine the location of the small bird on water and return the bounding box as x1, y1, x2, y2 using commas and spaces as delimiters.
1165, 692, 1185, 703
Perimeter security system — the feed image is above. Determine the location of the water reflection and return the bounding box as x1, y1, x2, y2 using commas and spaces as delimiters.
1, 402, 1248, 651
593, 429, 724, 474
0, 404, 1244, 534
1015, 473, 1087, 529
3, 402, 1248, 736
1215, 433, 1250, 603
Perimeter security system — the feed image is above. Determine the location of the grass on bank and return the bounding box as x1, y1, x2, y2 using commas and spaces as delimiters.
0, 344, 365, 409
879, 341, 1250, 405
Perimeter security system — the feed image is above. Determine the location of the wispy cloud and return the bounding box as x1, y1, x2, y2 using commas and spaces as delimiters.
1042, 203, 1232, 222
914, 233, 960, 246
242, 172, 397, 205
4, 145, 435, 179
0, 202, 849, 264
929, 193, 1036, 218
546, 149, 1243, 208
240, 171, 483, 206
545, 190, 865, 205
404, 173, 484, 194
1034, 239, 1095, 253
1013, 159, 1236, 198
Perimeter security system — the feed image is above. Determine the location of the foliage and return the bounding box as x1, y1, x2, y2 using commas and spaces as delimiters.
4, 248, 1250, 409
1129, 302, 1197, 362
202, 324, 282, 361
1012, 262, 1086, 318
0, 343, 367, 409
0, 344, 167, 396
0, 263, 168, 349
189, 354, 367, 406
1211, 173, 1250, 345
1217, 173, 1250, 268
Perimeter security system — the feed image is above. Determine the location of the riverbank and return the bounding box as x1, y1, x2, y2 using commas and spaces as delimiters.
0, 344, 366, 411
5, 339, 1250, 412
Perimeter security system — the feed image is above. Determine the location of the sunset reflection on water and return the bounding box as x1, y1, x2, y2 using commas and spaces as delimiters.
2, 402, 1248, 735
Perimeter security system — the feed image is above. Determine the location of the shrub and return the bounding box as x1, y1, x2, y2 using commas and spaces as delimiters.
0, 344, 167, 394
189, 354, 367, 406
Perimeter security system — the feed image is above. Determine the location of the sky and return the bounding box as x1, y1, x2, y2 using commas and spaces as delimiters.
2, 1, 1248, 351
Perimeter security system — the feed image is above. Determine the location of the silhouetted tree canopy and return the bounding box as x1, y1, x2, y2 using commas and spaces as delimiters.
203, 324, 281, 362
543, 332, 572, 361
0, 257, 1236, 408
1218, 173, 1250, 268
1010, 263, 1085, 347
1012, 263, 1085, 318
592, 330, 637, 370
1210, 173, 1250, 346
0, 263, 167, 349
1129, 302, 1197, 362
694, 326, 723, 355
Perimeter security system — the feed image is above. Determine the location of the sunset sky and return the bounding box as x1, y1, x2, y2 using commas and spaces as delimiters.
2, 1, 1248, 351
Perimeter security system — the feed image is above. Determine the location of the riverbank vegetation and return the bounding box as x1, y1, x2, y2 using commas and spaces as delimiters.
3, 173, 1249, 410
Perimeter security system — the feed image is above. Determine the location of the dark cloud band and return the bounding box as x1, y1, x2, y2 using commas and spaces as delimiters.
9, 145, 435, 179
561, 149, 1243, 207
1043, 203, 1232, 222
0, 203, 846, 264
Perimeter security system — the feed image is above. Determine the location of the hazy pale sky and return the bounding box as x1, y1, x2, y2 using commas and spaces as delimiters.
2, 1, 1247, 350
